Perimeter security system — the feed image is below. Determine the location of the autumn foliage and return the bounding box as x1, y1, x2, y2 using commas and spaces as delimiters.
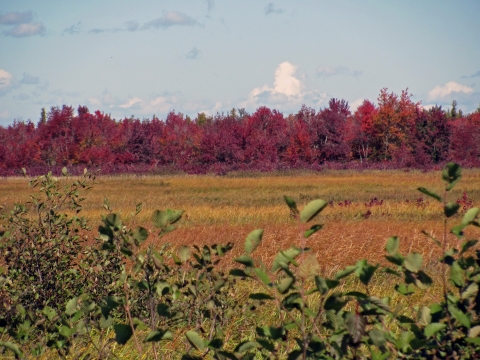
0, 89, 479, 176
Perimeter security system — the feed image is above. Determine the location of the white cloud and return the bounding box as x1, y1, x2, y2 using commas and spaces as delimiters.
0, 11, 33, 25
119, 97, 143, 109
265, 3, 283, 15
242, 61, 328, 111
317, 65, 362, 78
142, 12, 197, 30
4, 22, 45, 37
350, 98, 364, 112
273, 62, 301, 96
428, 81, 474, 100
185, 47, 202, 59
0, 69, 16, 95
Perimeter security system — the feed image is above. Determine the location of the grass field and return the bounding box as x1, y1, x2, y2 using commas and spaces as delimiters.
2, 169, 480, 273
2, 169, 480, 358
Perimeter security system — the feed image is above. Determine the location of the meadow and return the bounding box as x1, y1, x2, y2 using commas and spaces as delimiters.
2, 169, 480, 274
2, 168, 480, 358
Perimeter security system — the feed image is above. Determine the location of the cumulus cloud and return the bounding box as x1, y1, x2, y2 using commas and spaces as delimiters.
20, 73, 40, 85
0, 69, 16, 96
142, 12, 197, 30
185, 47, 202, 59
4, 22, 45, 37
428, 81, 474, 100
461, 70, 480, 79
63, 21, 81, 35
119, 97, 143, 109
317, 65, 362, 78
349, 98, 365, 112
0, 11, 33, 25
265, 3, 283, 15
242, 61, 327, 111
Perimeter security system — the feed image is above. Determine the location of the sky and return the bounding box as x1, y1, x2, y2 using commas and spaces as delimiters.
0, 0, 479, 126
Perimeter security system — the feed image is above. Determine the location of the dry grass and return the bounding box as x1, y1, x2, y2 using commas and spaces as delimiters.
2, 169, 480, 271
1, 169, 480, 358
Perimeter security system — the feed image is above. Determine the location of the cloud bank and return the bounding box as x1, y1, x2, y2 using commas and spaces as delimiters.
428, 81, 473, 100
0, 11, 45, 37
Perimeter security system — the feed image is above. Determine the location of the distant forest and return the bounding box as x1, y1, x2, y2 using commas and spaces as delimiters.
1, 88, 479, 176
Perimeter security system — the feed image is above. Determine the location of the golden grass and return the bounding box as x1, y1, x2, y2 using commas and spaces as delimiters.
1, 169, 480, 271
1, 169, 480, 358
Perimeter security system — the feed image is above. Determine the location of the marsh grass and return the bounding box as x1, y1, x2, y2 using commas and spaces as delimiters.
1, 169, 480, 358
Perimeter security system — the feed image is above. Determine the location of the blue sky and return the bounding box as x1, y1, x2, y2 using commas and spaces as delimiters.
0, 0, 479, 126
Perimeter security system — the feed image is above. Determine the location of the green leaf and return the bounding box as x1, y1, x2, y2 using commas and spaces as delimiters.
178, 246, 191, 262
419, 306, 431, 326
249, 293, 274, 300
460, 239, 478, 255
272, 247, 301, 272
385, 236, 400, 255
145, 330, 173, 342
62, 167, 68, 176
300, 199, 328, 223
244, 229, 263, 255
42, 306, 57, 321
346, 313, 366, 343
444, 202, 460, 218
277, 277, 295, 294
315, 276, 328, 295
113, 324, 133, 345
230, 269, 250, 278
152, 210, 167, 228
417, 187, 442, 202
424, 323, 446, 338
395, 283, 415, 296
450, 261, 465, 287
466, 337, 480, 345
185, 330, 206, 351
462, 208, 480, 225
404, 253, 422, 272
105, 213, 122, 228
304, 224, 323, 238
462, 282, 478, 299
448, 305, 471, 328
131, 226, 148, 243
59, 325, 76, 338
442, 162, 462, 190
355, 260, 378, 285
234, 255, 255, 267
369, 329, 386, 347
368, 296, 391, 312
335, 265, 357, 280
235, 341, 258, 354
65, 298, 77, 316
0, 341, 24, 358
253, 268, 271, 286
284, 195, 299, 214
385, 254, 404, 266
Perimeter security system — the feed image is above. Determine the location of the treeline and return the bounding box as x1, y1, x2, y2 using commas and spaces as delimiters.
0, 88, 479, 176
